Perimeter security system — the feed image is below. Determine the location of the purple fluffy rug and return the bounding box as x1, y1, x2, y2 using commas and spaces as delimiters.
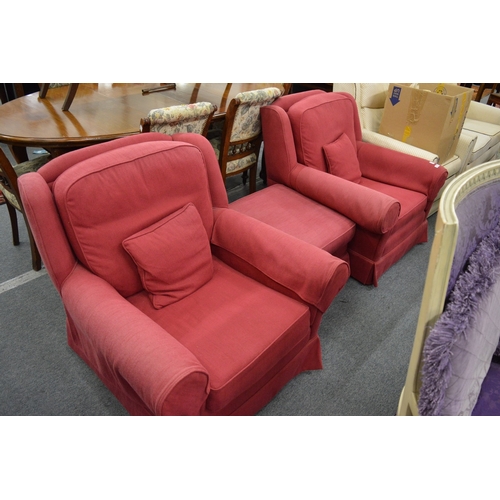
418, 221, 500, 416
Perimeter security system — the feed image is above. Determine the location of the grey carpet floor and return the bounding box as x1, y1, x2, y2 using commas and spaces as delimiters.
0, 170, 435, 416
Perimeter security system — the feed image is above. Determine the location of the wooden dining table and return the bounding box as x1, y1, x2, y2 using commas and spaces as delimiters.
0, 83, 287, 161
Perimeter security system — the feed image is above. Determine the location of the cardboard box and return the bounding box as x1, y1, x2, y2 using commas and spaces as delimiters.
378, 83, 473, 163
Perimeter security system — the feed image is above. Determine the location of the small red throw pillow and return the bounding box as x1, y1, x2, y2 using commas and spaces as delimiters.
122, 203, 213, 309
322, 133, 362, 183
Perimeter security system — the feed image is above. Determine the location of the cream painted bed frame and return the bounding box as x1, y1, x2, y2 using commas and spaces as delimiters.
398, 159, 500, 416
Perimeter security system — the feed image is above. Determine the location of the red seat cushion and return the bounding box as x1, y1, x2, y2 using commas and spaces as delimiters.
230, 184, 356, 260
127, 258, 312, 413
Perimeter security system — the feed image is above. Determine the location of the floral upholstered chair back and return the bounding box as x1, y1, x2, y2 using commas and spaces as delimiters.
210, 87, 282, 193
140, 102, 217, 136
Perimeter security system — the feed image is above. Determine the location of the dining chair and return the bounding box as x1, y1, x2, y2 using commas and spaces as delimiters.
0, 148, 51, 270
472, 83, 499, 102
190, 84, 233, 144
487, 91, 500, 108
209, 87, 283, 193
398, 159, 500, 416
38, 83, 80, 112
190, 83, 232, 109
0, 84, 7, 104
0, 84, 26, 104
139, 101, 217, 136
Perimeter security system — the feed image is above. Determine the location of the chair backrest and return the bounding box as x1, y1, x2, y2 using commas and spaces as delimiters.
1, 83, 28, 103
487, 91, 500, 107
0, 148, 50, 210
0, 148, 22, 209
190, 83, 233, 111
1, 148, 51, 270
223, 87, 283, 143
39, 83, 80, 111
216, 87, 282, 185
19, 133, 228, 296
260, 90, 352, 186
140, 102, 217, 136
473, 83, 499, 102
398, 159, 500, 415
277, 91, 362, 173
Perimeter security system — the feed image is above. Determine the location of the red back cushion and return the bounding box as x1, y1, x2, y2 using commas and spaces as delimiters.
287, 92, 361, 172
122, 203, 213, 309
53, 141, 214, 297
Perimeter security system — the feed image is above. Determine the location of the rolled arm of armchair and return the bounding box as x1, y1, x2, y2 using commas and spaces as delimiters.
362, 129, 439, 162
357, 141, 448, 204
211, 208, 349, 312
61, 265, 210, 415
19, 172, 77, 293
291, 165, 400, 234
454, 132, 477, 169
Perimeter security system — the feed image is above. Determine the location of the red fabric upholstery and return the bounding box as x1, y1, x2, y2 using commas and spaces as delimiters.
211, 206, 350, 313
127, 258, 312, 414
122, 203, 214, 309
18, 132, 349, 416
288, 92, 361, 172
290, 166, 401, 235
239, 90, 448, 286
52, 140, 214, 297
230, 184, 355, 261
323, 133, 362, 183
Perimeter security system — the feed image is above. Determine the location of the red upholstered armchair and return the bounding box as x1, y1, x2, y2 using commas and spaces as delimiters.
18, 132, 349, 416
232, 90, 448, 286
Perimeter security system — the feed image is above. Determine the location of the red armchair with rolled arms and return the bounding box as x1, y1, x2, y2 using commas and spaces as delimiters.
231, 91, 447, 285
18, 132, 349, 416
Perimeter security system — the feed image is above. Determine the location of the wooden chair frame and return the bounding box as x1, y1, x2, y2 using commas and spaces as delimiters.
39, 83, 80, 112
191, 83, 232, 110
0, 148, 43, 270
487, 91, 500, 107
217, 92, 276, 193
